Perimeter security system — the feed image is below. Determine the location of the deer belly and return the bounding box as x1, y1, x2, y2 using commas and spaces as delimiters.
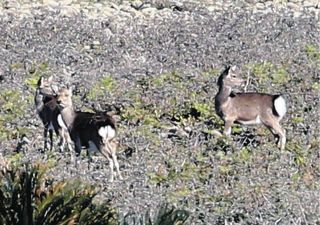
48, 122, 54, 131
237, 115, 262, 125
88, 141, 99, 153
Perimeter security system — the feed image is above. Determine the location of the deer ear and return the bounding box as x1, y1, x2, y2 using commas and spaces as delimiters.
48, 75, 53, 82
51, 84, 59, 94
67, 86, 73, 95
37, 76, 44, 87
231, 65, 237, 71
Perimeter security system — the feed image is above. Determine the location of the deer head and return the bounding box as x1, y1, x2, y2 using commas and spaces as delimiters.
217, 65, 244, 88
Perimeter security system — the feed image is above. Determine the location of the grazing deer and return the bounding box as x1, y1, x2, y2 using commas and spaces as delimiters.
215, 65, 287, 150
54, 87, 122, 181
35, 76, 71, 151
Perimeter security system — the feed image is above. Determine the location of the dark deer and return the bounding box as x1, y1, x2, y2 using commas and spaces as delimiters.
35, 76, 71, 151
215, 65, 287, 150
54, 87, 122, 181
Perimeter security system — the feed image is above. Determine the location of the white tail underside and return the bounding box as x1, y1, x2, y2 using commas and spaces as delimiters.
274, 96, 287, 120
98, 126, 116, 140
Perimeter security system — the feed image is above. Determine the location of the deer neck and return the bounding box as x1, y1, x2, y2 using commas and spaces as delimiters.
216, 84, 233, 104
59, 104, 76, 128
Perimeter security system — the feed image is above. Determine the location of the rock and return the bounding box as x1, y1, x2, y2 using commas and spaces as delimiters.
288, 0, 301, 3
43, 0, 60, 8
293, 11, 303, 17
303, 1, 319, 8
256, 2, 266, 10
59, 0, 73, 6
60, 5, 79, 17
141, 7, 158, 17
207, 5, 219, 12
130, 0, 144, 10
2, 0, 20, 10
287, 2, 302, 11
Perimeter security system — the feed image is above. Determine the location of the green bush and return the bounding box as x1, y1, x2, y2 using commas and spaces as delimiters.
0, 163, 117, 225
0, 161, 190, 225
87, 76, 117, 100
121, 203, 189, 225
0, 90, 32, 140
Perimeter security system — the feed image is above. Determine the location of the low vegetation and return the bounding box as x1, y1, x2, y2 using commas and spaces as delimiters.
0, 161, 190, 225
0, 2, 319, 224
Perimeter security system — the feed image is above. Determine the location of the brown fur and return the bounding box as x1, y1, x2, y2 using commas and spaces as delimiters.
55, 87, 122, 181
35, 76, 70, 151
215, 66, 287, 150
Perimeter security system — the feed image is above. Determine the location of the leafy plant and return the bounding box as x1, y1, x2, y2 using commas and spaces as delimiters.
311, 82, 320, 91
25, 62, 49, 90
152, 71, 182, 87
0, 163, 118, 225
9, 63, 24, 71
121, 203, 189, 225
87, 76, 117, 100
0, 89, 32, 140
248, 62, 274, 83
305, 44, 320, 63
246, 62, 289, 85
191, 102, 211, 119
271, 67, 288, 84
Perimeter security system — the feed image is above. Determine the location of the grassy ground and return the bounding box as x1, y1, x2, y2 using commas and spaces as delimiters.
0, 2, 319, 224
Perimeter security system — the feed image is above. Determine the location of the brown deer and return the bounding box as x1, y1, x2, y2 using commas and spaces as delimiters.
35, 76, 71, 151
215, 65, 287, 150
53, 87, 122, 181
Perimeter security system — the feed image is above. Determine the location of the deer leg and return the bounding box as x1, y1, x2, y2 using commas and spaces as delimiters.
101, 149, 114, 182
43, 127, 49, 150
100, 143, 116, 182
74, 136, 82, 157
223, 120, 234, 136
86, 149, 93, 171
106, 141, 122, 180
65, 132, 73, 152
107, 154, 115, 182
49, 129, 54, 151
71, 136, 82, 166
263, 120, 286, 150
58, 129, 72, 152
58, 129, 65, 152
273, 124, 286, 150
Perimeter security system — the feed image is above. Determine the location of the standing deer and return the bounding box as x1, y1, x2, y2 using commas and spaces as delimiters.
35, 76, 71, 151
215, 65, 287, 150
54, 87, 122, 181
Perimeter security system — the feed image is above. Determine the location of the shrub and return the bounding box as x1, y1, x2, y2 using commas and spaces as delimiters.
0, 163, 118, 225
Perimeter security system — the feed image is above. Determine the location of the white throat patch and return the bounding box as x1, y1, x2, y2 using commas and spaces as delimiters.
57, 114, 68, 130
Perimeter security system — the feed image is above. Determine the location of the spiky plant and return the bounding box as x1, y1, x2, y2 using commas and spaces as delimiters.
0, 163, 117, 225
121, 203, 190, 225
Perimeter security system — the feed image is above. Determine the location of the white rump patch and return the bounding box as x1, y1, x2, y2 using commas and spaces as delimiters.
238, 115, 262, 125
57, 114, 68, 130
98, 126, 116, 140
274, 96, 287, 120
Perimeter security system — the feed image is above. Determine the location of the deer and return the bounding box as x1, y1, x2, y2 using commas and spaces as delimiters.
215, 65, 287, 150
53, 87, 122, 182
35, 76, 71, 152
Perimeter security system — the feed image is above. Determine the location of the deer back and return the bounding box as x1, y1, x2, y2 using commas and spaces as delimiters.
224, 93, 281, 122
69, 111, 116, 147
